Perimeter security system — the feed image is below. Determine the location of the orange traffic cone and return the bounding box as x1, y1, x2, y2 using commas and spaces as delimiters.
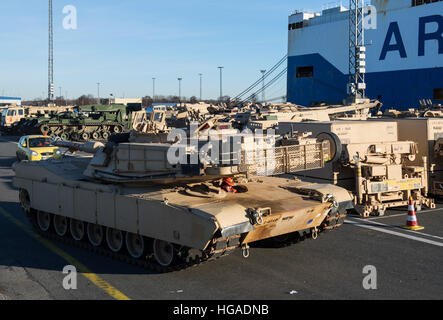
402, 197, 424, 231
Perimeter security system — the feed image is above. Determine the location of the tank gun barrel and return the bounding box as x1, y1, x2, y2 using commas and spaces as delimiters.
53, 139, 106, 154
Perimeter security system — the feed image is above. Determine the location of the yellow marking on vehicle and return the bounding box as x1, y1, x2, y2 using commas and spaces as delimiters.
0, 207, 130, 300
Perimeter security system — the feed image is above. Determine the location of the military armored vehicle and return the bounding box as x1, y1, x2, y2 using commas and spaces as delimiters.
1, 106, 74, 134
242, 100, 381, 132
18, 104, 141, 141
13, 131, 353, 272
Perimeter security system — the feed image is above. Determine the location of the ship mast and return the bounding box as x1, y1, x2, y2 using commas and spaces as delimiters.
348, 0, 366, 102
48, 0, 54, 104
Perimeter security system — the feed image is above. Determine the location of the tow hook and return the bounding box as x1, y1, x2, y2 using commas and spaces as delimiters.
242, 244, 250, 258
311, 227, 318, 240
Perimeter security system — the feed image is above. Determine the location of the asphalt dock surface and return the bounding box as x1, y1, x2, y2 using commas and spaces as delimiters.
1, 135, 442, 300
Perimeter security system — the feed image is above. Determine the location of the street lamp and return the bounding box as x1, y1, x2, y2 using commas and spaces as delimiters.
218, 67, 224, 101
97, 82, 100, 104
177, 78, 182, 103
152, 77, 156, 101
199, 73, 203, 101
260, 70, 266, 103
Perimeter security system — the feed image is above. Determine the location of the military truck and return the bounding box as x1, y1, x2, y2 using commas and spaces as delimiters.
13, 131, 353, 272
0, 106, 74, 134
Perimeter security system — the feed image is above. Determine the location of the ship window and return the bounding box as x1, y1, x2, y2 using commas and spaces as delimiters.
434, 89, 443, 100
296, 66, 314, 78
412, 0, 440, 7
288, 22, 304, 30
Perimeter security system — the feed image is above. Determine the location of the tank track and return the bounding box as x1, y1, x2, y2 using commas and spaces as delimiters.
22, 208, 346, 273
24, 209, 235, 273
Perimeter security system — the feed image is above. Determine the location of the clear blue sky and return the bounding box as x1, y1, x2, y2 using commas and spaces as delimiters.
0, 0, 326, 100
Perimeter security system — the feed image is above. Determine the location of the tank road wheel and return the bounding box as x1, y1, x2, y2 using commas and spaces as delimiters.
153, 239, 175, 267
113, 126, 123, 134
19, 189, 31, 214
101, 131, 110, 140
53, 215, 68, 237
37, 211, 51, 232
126, 233, 145, 259
106, 228, 124, 253
60, 132, 70, 141
71, 132, 80, 141
40, 125, 50, 135
80, 132, 90, 141
87, 223, 104, 247
91, 131, 100, 141
70, 219, 85, 241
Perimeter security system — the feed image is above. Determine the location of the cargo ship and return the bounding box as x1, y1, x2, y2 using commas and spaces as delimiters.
287, 0, 443, 110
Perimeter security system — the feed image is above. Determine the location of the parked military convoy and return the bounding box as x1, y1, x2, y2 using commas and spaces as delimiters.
8, 97, 443, 271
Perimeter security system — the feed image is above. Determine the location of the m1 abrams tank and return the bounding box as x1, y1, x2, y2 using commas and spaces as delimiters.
13, 132, 353, 272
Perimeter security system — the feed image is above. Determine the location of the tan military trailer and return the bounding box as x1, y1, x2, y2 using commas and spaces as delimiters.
277, 121, 434, 217
13, 132, 353, 272
378, 118, 443, 197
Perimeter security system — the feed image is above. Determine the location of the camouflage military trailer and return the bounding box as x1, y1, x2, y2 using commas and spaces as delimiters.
13, 131, 353, 272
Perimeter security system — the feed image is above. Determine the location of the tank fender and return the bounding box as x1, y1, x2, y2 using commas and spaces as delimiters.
294, 183, 354, 213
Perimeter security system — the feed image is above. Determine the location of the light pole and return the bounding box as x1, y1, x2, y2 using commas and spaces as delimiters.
97, 82, 100, 104
218, 66, 224, 101
177, 78, 182, 103
199, 73, 203, 101
152, 77, 156, 101
260, 70, 266, 103
59, 86, 62, 99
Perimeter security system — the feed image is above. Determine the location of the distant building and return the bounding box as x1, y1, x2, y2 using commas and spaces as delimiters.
0, 96, 21, 106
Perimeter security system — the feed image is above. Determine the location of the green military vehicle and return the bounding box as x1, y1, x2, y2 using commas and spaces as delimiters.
19, 104, 142, 141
